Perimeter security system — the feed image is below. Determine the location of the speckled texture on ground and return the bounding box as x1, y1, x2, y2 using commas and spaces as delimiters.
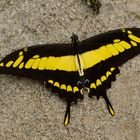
0, 0, 140, 140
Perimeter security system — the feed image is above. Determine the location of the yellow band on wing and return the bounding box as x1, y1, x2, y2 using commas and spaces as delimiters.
1, 30, 139, 72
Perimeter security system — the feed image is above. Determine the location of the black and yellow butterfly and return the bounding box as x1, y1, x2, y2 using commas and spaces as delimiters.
0, 28, 140, 125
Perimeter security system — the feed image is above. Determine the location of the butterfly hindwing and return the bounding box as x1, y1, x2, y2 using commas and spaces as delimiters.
83, 58, 119, 115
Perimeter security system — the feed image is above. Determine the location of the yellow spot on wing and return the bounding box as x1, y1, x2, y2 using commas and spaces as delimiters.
48, 80, 53, 84
113, 43, 125, 52
101, 76, 107, 82
106, 71, 112, 77
119, 41, 131, 49
90, 83, 96, 89
128, 34, 140, 43
110, 67, 115, 72
54, 82, 60, 87
96, 79, 102, 86
13, 55, 24, 68
127, 30, 132, 34
113, 39, 120, 43
25, 59, 34, 69
24, 48, 28, 51
38, 57, 47, 70
19, 51, 23, 56
32, 58, 41, 69
19, 62, 24, 69
6, 61, 13, 67
64, 114, 69, 126
33, 55, 40, 58
130, 41, 137, 47
60, 84, 66, 90
73, 87, 79, 93
0, 63, 4, 67
106, 44, 119, 56
67, 85, 72, 92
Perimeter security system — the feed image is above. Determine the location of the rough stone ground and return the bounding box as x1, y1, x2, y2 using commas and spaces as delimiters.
0, 0, 140, 140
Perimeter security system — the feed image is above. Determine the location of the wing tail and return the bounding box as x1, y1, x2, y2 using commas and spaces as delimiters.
103, 94, 115, 116
64, 101, 71, 126
88, 66, 119, 116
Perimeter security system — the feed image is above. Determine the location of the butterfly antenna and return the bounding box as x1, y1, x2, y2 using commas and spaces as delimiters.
58, 20, 72, 38
77, 15, 88, 36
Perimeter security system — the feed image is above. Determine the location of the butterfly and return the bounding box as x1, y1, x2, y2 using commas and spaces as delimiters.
0, 28, 140, 125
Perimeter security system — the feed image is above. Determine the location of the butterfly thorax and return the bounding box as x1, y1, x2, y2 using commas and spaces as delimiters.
71, 33, 80, 52
71, 34, 85, 86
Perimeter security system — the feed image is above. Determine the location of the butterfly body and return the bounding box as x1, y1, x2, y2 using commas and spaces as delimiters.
0, 28, 140, 125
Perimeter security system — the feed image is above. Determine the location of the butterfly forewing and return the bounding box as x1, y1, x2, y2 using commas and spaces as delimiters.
80, 28, 140, 68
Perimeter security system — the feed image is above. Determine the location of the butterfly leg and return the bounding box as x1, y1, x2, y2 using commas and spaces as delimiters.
103, 94, 115, 116
64, 100, 71, 126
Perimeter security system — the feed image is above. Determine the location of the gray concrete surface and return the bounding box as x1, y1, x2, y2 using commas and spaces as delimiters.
0, 0, 140, 139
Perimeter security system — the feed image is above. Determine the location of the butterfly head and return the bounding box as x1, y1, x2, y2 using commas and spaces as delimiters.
71, 33, 80, 47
